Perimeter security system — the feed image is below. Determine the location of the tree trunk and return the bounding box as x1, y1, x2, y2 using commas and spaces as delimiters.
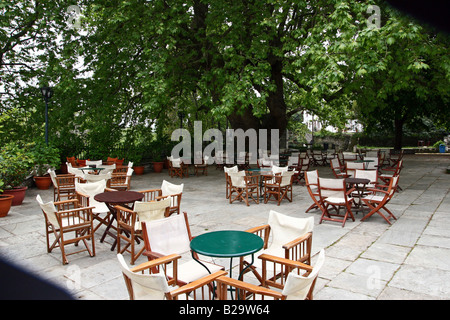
393, 113, 404, 150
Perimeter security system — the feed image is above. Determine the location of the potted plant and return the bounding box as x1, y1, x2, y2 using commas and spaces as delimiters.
0, 143, 34, 205
30, 141, 61, 190
0, 179, 14, 217
150, 140, 164, 173
127, 148, 145, 175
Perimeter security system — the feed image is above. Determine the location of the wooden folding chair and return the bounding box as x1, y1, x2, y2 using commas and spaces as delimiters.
263, 171, 295, 205
361, 175, 399, 224
228, 171, 259, 206
221, 250, 324, 300
305, 170, 322, 213
318, 177, 355, 227
36, 195, 95, 264
118, 253, 226, 300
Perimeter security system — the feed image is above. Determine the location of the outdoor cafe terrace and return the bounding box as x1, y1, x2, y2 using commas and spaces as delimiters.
0, 153, 449, 300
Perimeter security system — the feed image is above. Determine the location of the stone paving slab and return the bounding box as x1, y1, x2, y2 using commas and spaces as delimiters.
0, 154, 449, 300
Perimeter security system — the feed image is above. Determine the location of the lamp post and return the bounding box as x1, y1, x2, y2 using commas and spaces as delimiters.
40, 86, 53, 145
177, 111, 184, 129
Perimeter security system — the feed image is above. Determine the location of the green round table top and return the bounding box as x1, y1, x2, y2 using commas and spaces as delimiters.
190, 230, 264, 258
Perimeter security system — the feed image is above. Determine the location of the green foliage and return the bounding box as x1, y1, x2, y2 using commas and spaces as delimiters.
30, 141, 61, 176
0, 143, 34, 189
0, 0, 448, 156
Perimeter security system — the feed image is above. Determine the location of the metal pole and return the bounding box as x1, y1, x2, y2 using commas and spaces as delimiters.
45, 99, 49, 145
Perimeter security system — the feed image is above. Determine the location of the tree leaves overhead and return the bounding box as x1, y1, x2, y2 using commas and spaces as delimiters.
0, 0, 448, 155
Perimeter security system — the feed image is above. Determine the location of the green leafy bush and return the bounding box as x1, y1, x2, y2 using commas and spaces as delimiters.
0, 143, 34, 189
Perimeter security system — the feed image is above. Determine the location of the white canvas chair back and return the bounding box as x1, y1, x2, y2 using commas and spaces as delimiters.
75, 180, 108, 213
318, 178, 345, 199
47, 169, 58, 187
36, 195, 59, 226
279, 171, 295, 186
272, 165, 288, 175
99, 164, 116, 174
117, 253, 170, 300
268, 211, 314, 250
161, 180, 183, 196
86, 160, 102, 166
228, 171, 246, 188
224, 165, 238, 174
331, 158, 340, 169
305, 170, 318, 191
134, 198, 171, 230
346, 162, 364, 177
282, 249, 325, 300
172, 158, 182, 168
366, 151, 378, 158
363, 156, 379, 170
354, 169, 378, 187
143, 214, 191, 256
300, 157, 310, 169
389, 176, 399, 196
67, 165, 85, 178
161, 180, 183, 207
83, 171, 112, 183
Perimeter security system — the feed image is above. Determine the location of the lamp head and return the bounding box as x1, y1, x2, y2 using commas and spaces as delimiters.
40, 86, 53, 100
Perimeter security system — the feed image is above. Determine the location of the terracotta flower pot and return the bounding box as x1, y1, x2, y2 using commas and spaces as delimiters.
3, 186, 28, 206
133, 166, 145, 175
0, 195, 14, 217
153, 162, 164, 173
34, 175, 53, 190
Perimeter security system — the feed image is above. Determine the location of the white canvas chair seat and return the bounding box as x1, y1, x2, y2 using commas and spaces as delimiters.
169, 260, 223, 284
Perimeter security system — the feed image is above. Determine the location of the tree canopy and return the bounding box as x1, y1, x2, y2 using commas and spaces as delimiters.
1, 0, 448, 158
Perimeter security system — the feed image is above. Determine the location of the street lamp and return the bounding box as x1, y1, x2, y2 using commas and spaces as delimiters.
177, 111, 184, 129
40, 86, 53, 145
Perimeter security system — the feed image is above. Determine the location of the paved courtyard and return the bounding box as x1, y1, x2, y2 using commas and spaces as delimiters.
0, 154, 449, 300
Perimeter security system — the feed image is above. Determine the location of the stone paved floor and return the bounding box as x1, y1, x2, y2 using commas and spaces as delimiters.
0, 154, 449, 300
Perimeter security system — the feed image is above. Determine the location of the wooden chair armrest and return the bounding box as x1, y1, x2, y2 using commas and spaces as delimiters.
345, 187, 356, 196
259, 254, 313, 273
143, 250, 165, 260
76, 190, 89, 198
105, 187, 117, 192
54, 199, 79, 206
282, 232, 312, 250
215, 276, 284, 300
366, 188, 389, 194
130, 254, 181, 273
169, 271, 228, 298
245, 224, 269, 234
114, 205, 135, 213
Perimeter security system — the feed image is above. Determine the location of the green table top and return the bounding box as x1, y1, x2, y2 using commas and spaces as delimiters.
190, 230, 264, 258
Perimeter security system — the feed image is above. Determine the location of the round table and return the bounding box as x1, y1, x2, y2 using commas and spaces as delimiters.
345, 178, 370, 211
190, 230, 264, 299
94, 191, 144, 250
